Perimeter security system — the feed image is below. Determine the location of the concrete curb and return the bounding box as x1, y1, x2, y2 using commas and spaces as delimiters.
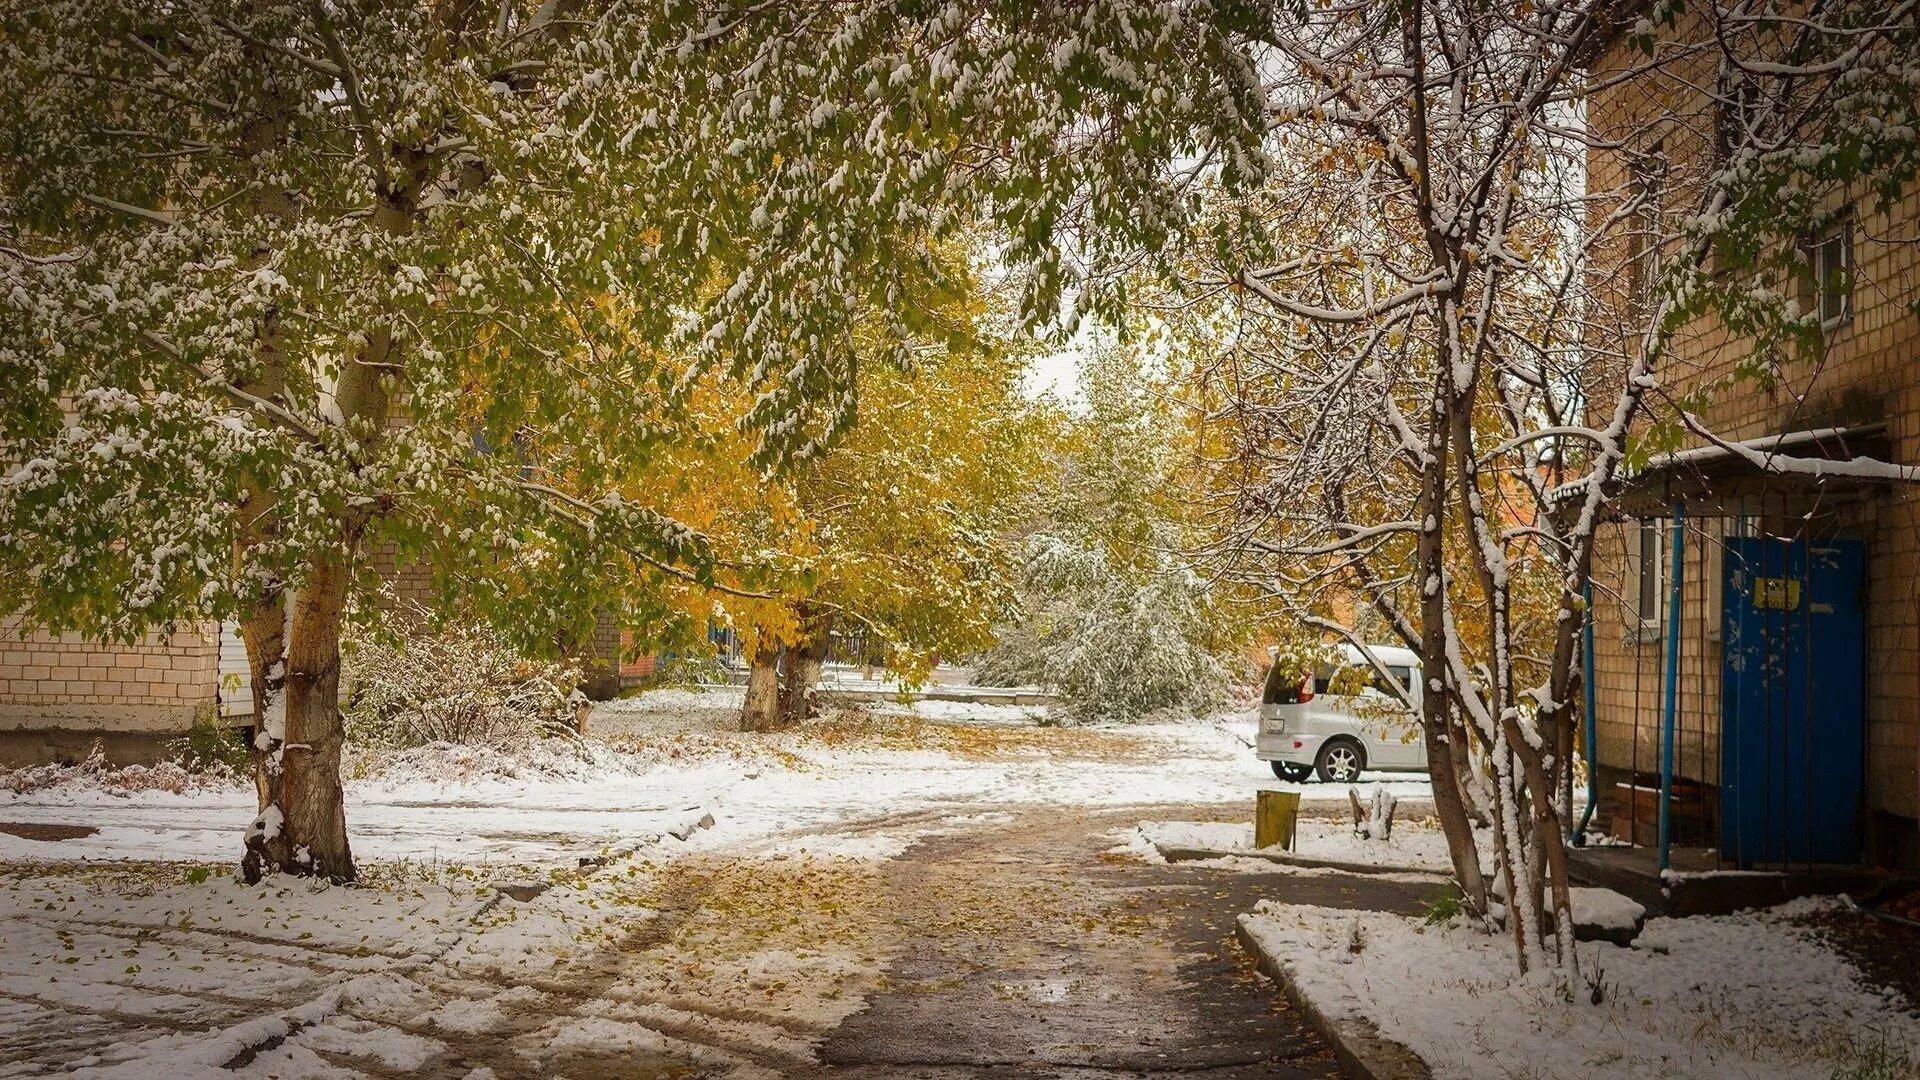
1234, 917, 1432, 1080
1159, 842, 1443, 878
575, 805, 715, 870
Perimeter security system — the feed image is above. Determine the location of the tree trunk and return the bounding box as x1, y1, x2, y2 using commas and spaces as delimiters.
242, 554, 355, 883
240, 589, 287, 828
741, 638, 784, 732
1414, 367, 1490, 919
781, 608, 832, 725
1449, 712, 1491, 827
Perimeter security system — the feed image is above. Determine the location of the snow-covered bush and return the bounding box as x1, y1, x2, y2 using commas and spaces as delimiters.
344, 624, 582, 753
975, 534, 1245, 721
1, 743, 244, 796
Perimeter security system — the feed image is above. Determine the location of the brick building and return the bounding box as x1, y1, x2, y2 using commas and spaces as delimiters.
2, 567, 659, 765
0, 620, 243, 765
1582, 10, 1920, 869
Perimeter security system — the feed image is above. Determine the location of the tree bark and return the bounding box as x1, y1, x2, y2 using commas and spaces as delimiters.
242, 554, 355, 882
741, 637, 784, 732
781, 607, 832, 725
240, 589, 286, 828
1414, 370, 1490, 918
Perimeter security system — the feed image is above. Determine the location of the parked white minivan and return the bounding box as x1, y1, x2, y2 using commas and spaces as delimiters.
1256, 644, 1427, 782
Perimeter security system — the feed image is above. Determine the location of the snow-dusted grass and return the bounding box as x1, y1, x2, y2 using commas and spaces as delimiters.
1240, 897, 1918, 1080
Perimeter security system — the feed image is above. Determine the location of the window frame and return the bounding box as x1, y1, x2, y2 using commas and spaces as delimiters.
1637, 519, 1666, 633
1626, 147, 1666, 318
1809, 215, 1854, 332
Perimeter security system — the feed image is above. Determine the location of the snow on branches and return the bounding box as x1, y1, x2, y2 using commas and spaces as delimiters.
1164, 0, 1919, 975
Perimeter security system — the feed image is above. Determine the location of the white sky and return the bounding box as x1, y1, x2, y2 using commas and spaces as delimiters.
1022, 345, 1084, 406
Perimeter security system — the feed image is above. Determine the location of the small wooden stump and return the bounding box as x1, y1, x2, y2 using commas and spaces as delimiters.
569, 689, 592, 736
1349, 784, 1397, 840
1256, 789, 1301, 850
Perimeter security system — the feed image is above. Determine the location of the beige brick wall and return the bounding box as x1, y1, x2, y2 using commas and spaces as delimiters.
0, 616, 220, 733
1586, 17, 1920, 834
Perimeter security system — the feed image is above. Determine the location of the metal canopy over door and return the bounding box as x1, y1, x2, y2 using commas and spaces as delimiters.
1720, 536, 1866, 866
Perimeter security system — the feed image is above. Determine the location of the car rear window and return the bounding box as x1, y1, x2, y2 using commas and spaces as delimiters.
1262, 662, 1304, 704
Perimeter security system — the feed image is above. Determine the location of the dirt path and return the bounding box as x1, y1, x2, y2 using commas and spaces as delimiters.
802, 806, 1443, 1080
369, 803, 1452, 1079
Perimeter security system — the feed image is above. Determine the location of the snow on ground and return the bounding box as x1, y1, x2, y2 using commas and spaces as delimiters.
0, 866, 491, 1078
0, 690, 1430, 870
1124, 814, 1489, 874
873, 697, 1052, 725
0, 802, 881, 1079
0, 689, 1437, 1076
1571, 887, 1646, 935
4, 689, 1898, 1078
1239, 897, 1919, 1080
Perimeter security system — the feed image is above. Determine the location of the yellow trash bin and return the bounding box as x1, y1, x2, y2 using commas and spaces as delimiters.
1255, 789, 1300, 850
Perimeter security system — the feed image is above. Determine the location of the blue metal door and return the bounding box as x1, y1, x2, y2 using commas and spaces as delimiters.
1720, 536, 1866, 866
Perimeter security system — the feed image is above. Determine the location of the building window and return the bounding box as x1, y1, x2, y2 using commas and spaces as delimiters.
1638, 519, 1665, 629
1626, 149, 1665, 317
1808, 215, 1853, 331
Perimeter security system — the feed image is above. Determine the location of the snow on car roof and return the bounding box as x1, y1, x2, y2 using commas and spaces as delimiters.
1338, 643, 1421, 668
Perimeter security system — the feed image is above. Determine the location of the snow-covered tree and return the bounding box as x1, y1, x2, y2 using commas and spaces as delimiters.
0, 3, 744, 881
1162, 0, 1920, 975
978, 534, 1242, 721
0, 2, 1095, 880
977, 347, 1247, 721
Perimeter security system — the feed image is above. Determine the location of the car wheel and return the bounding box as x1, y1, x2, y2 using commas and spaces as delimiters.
1271, 761, 1313, 782
1314, 739, 1366, 784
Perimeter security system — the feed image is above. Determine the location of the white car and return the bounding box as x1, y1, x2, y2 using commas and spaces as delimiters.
1256, 644, 1429, 783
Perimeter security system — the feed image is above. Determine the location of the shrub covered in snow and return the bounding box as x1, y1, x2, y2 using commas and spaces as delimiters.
345, 623, 583, 754
976, 534, 1245, 721
975, 347, 1250, 722
1, 742, 245, 796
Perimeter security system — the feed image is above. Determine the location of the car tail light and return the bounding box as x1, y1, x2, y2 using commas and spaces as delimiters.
1296, 675, 1315, 704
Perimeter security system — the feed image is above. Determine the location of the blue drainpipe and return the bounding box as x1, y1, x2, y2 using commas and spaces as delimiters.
1658, 502, 1686, 874
1575, 574, 1599, 845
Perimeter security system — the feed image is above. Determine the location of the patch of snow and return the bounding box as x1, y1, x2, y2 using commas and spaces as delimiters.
1240, 898, 1918, 1079
759, 832, 919, 860
1133, 820, 1252, 851
297, 1015, 441, 1071
1571, 887, 1644, 933
535, 1015, 673, 1057
873, 697, 1053, 725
